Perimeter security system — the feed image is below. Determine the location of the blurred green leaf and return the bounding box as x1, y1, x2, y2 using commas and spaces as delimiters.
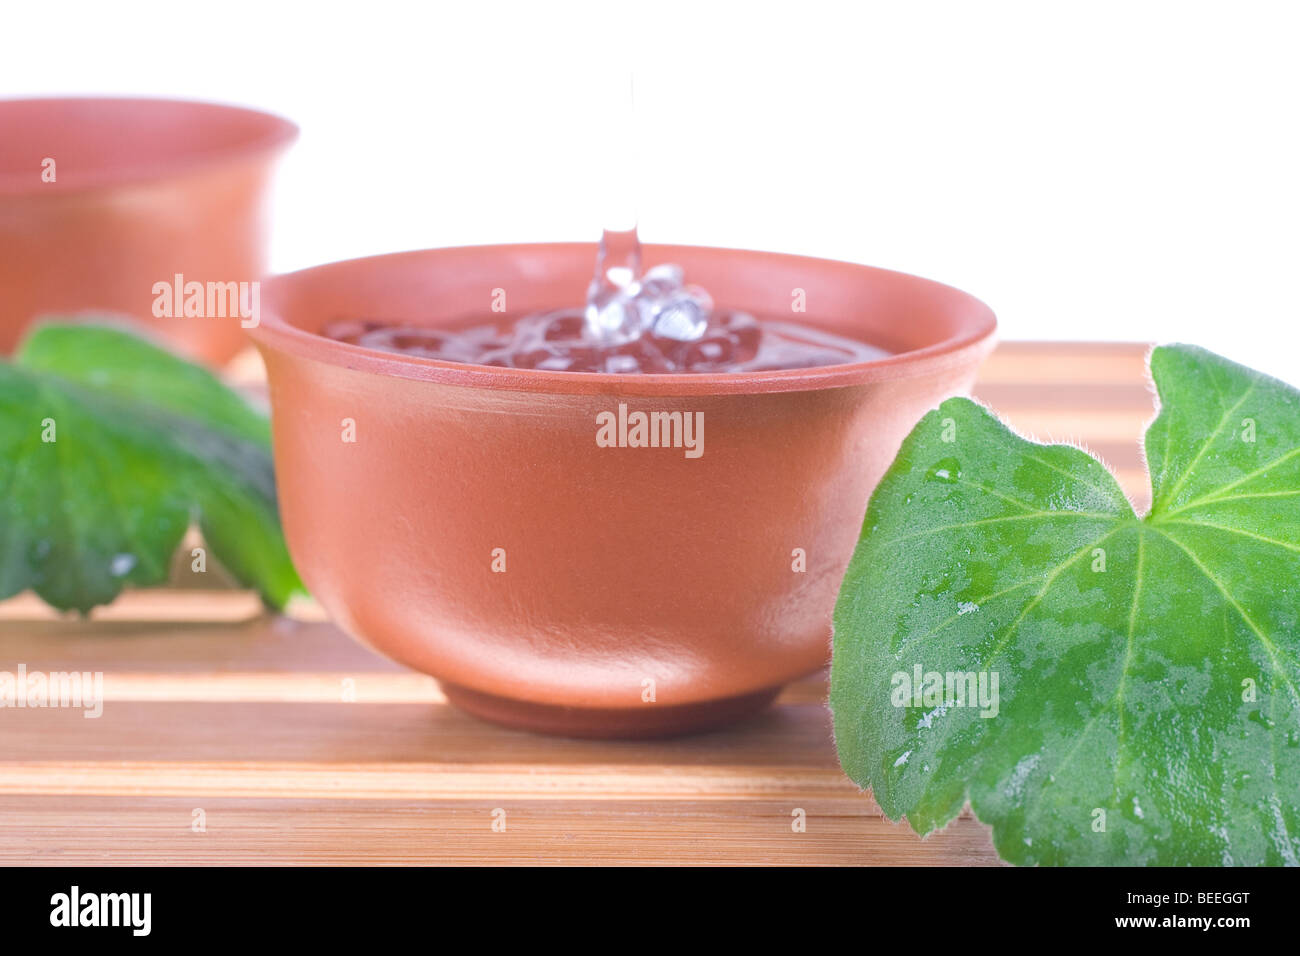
0, 322, 303, 612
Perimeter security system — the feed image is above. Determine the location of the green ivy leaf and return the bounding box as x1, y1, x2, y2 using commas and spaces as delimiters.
831, 344, 1300, 865
0, 322, 303, 613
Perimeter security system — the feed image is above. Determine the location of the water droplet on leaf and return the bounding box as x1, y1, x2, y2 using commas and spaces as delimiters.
927, 458, 961, 483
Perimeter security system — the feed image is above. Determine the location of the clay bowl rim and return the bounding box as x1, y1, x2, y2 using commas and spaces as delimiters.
252, 243, 997, 397
0, 96, 299, 197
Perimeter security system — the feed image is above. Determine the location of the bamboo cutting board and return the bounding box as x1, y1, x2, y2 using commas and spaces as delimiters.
0, 342, 1155, 865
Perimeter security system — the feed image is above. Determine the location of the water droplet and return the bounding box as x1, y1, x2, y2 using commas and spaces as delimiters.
109, 553, 136, 577
928, 458, 961, 483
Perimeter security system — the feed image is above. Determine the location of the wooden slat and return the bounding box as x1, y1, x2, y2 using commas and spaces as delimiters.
0, 618, 398, 673
77, 672, 446, 703
0, 797, 1001, 866
0, 699, 837, 768
0, 589, 265, 623
0, 762, 852, 801
976, 341, 1150, 385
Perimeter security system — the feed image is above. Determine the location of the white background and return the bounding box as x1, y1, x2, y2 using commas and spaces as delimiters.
4, 0, 1298, 380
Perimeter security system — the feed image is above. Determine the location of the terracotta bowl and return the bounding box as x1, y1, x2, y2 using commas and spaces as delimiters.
0, 97, 296, 362
254, 244, 996, 737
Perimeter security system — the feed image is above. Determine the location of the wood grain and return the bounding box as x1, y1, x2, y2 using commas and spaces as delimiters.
0, 797, 1001, 866
0, 342, 1154, 865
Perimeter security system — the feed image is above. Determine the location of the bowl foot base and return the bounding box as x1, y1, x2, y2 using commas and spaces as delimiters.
439, 682, 782, 738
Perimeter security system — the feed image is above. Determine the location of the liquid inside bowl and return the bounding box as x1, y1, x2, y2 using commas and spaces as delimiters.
322, 311, 890, 374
